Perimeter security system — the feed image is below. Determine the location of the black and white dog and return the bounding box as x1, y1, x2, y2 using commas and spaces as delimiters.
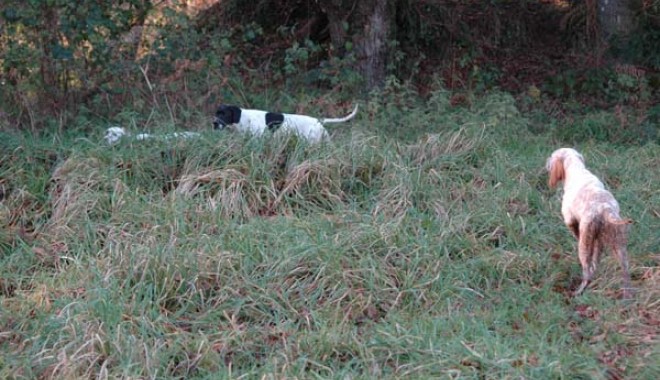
212, 104, 359, 142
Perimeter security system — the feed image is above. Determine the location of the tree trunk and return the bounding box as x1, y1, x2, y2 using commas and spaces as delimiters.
39, 4, 60, 111
597, 0, 634, 39
353, 0, 390, 90
319, 0, 393, 91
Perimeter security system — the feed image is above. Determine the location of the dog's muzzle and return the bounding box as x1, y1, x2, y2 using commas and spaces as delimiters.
213, 117, 226, 130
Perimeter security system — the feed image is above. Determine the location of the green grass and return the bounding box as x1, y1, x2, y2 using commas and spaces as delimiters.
1, 92, 659, 379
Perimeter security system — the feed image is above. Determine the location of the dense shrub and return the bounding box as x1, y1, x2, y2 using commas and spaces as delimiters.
1, 0, 658, 138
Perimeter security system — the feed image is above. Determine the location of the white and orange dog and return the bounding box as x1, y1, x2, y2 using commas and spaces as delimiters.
546, 148, 633, 298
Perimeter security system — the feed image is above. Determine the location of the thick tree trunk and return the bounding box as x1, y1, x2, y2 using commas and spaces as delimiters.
353, 0, 390, 90
597, 0, 634, 39
319, 0, 392, 91
39, 6, 57, 86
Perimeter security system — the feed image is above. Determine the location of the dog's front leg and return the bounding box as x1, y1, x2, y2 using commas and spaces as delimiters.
567, 220, 580, 240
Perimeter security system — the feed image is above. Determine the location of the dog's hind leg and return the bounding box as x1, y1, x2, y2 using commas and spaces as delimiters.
611, 224, 633, 299
574, 224, 596, 296
617, 247, 632, 299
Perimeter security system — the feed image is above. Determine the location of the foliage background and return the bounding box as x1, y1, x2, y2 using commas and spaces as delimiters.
1, 0, 658, 137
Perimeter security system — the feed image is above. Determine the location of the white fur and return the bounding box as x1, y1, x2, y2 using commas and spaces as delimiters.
105, 127, 199, 145
546, 148, 622, 227
546, 148, 632, 297
230, 104, 358, 142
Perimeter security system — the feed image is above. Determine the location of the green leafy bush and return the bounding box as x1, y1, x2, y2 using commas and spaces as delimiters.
0, 0, 153, 128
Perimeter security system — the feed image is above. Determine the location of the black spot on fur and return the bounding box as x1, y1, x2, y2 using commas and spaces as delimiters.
214, 105, 242, 129
265, 112, 284, 131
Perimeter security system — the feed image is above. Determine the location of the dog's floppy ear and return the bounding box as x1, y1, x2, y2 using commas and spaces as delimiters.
227, 105, 241, 124
214, 105, 242, 129
548, 157, 565, 188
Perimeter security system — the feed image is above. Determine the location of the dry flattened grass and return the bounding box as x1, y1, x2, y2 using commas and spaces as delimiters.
0, 188, 44, 244
406, 128, 480, 166
372, 166, 413, 220
46, 157, 116, 238
272, 158, 344, 210
176, 139, 374, 217
373, 128, 482, 220
40, 139, 342, 235
176, 167, 273, 218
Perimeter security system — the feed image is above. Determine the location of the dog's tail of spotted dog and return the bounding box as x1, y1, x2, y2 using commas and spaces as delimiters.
605, 212, 633, 226
321, 104, 359, 124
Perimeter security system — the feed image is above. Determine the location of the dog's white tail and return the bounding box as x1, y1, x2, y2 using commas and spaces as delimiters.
321, 104, 359, 124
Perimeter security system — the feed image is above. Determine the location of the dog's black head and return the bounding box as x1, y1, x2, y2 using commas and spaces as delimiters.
213, 105, 242, 130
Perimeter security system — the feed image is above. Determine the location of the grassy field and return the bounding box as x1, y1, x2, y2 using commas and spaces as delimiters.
1, 92, 658, 379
